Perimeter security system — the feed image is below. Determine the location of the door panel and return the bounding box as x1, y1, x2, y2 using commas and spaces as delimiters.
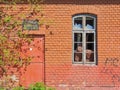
20, 35, 44, 87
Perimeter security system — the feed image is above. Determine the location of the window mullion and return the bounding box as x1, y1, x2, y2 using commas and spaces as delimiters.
83, 16, 86, 64
83, 16, 86, 30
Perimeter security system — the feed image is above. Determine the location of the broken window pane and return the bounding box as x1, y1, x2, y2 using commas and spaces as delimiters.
86, 17, 94, 29
74, 17, 82, 29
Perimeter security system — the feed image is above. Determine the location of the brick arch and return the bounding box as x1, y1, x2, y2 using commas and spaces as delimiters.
71, 6, 100, 17
72, 13, 97, 18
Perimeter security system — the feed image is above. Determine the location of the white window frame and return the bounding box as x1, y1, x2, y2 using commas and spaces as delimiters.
72, 14, 97, 65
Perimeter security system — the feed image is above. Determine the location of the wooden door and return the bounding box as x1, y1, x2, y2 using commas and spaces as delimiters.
20, 35, 44, 87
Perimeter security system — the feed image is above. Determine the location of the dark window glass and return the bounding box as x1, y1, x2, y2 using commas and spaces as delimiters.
74, 17, 83, 29
86, 17, 94, 29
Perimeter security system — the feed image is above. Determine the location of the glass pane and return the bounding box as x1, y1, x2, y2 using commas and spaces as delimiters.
86, 52, 94, 62
86, 33, 94, 42
74, 43, 82, 51
74, 43, 83, 62
74, 17, 82, 29
74, 33, 82, 42
74, 53, 82, 62
86, 43, 94, 51
86, 43, 94, 62
86, 17, 94, 29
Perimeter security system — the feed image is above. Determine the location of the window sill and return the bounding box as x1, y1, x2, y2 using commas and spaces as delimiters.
72, 62, 97, 67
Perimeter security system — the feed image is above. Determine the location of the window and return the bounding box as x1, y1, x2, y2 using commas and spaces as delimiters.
72, 14, 97, 64
22, 19, 39, 30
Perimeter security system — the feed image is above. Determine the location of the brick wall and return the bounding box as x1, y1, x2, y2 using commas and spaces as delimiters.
43, 0, 120, 90
0, 0, 120, 89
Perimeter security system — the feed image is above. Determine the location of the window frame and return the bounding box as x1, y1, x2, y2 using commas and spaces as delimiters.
72, 14, 97, 65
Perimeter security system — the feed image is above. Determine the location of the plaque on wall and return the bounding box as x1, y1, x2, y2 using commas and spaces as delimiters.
22, 19, 39, 30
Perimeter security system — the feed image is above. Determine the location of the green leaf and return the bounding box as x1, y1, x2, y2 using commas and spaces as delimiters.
3, 49, 10, 57
0, 87, 5, 90
12, 86, 24, 90
4, 15, 12, 23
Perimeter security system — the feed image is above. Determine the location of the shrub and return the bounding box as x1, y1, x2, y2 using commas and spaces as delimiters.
0, 82, 55, 90
12, 86, 24, 90
0, 87, 5, 90
28, 82, 55, 90
28, 82, 45, 90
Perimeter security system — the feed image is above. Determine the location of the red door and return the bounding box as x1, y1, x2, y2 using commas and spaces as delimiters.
20, 35, 44, 87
